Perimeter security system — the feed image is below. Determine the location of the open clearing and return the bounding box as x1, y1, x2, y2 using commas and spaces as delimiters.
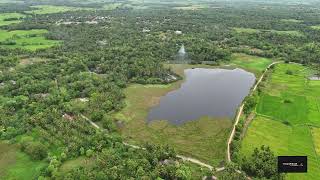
241, 63, 320, 179
0, 13, 25, 26
25, 5, 92, 15
230, 53, 272, 76
281, 19, 303, 23
117, 55, 271, 166
103, 3, 123, 10
0, 29, 61, 51
311, 25, 320, 30
173, 5, 207, 10
0, 141, 46, 179
233, 27, 304, 37
60, 156, 94, 173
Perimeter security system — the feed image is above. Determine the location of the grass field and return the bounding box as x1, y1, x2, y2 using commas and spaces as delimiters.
25, 5, 92, 15
241, 63, 320, 179
281, 19, 303, 23
0, 141, 47, 179
173, 5, 207, 10
103, 3, 123, 10
60, 156, 94, 173
311, 25, 320, 30
230, 53, 273, 76
0, 29, 61, 51
0, 13, 25, 26
0, 0, 23, 3
233, 27, 304, 37
117, 58, 268, 166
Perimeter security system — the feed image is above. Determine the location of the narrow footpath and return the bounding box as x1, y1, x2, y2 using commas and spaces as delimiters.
81, 114, 222, 171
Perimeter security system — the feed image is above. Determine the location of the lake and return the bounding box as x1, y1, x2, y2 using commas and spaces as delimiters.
147, 68, 256, 125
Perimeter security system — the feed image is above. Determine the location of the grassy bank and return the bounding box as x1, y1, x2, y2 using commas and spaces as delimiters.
117, 64, 232, 166
240, 63, 320, 179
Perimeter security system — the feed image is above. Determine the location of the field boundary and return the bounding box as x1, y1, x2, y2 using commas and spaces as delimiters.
227, 61, 281, 162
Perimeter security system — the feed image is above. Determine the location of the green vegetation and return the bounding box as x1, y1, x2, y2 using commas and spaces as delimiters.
241, 63, 320, 179
25, 5, 92, 15
173, 5, 207, 10
233, 28, 304, 37
103, 3, 122, 10
0, 13, 25, 26
59, 156, 94, 173
311, 25, 320, 30
230, 53, 273, 76
0, 141, 46, 179
233, 28, 260, 34
241, 145, 284, 179
0, 29, 60, 50
281, 19, 303, 23
1, 0, 320, 179
118, 69, 232, 165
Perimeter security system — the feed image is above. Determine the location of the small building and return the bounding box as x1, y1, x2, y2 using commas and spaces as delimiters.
175, 30, 182, 35
142, 28, 151, 33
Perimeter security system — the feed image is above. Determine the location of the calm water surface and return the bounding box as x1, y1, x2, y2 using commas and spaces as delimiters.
147, 68, 256, 125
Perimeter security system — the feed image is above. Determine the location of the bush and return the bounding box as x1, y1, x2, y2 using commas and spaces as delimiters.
241, 145, 285, 179
243, 95, 258, 115
283, 99, 292, 103
86, 149, 94, 157
286, 70, 293, 75
102, 115, 116, 131
282, 120, 291, 126
91, 111, 104, 122
22, 141, 48, 160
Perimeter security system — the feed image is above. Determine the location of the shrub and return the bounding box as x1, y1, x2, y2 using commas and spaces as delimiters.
86, 149, 94, 157
286, 70, 293, 75
91, 111, 104, 122
241, 145, 285, 179
22, 141, 48, 160
243, 95, 258, 115
102, 115, 116, 131
282, 120, 291, 126
283, 99, 292, 103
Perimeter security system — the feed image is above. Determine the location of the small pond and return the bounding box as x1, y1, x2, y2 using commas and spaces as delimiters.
147, 68, 256, 125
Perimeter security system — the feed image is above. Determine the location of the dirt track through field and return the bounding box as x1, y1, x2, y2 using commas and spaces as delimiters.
226, 61, 281, 162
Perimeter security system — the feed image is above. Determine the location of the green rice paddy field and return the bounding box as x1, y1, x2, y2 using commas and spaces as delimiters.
0, 29, 61, 51
230, 53, 272, 76
241, 63, 320, 179
25, 5, 92, 15
0, 13, 25, 26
